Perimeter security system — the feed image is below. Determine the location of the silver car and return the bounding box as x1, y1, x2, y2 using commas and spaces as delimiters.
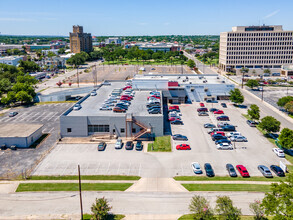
115, 139, 123, 149
258, 165, 273, 178
230, 135, 247, 142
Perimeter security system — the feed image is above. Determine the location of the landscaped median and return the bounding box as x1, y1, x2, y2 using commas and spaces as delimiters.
27, 175, 141, 181
16, 183, 133, 192
147, 135, 172, 152
178, 214, 273, 220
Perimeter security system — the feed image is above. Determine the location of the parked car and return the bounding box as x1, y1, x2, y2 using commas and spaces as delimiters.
147, 103, 161, 108
176, 144, 191, 150
197, 108, 208, 112
210, 131, 225, 137
173, 134, 188, 141
136, 141, 143, 151
97, 142, 106, 151
116, 104, 128, 110
221, 103, 227, 108
99, 106, 112, 111
272, 148, 285, 157
270, 165, 285, 177
204, 163, 215, 177
204, 123, 216, 128
200, 102, 205, 107
10, 145, 17, 150
113, 107, 126, 113
207, 128, 224, 134
90, 91, 97, 96
73, 104, 81, 110
226, 164, 237, 177
123, 86, 132, 90
216, 142, 233, 150
148, 95, 160, 100
171, 120, 183, 125
236, 165, 250, 177
125, 141, 134, 150
115, 139, 123, 149
149, 109, 161, 114
215, 139, 232, 145
169, 105, 180, 111
217, 115, 230, 121
214, 110, 224, 114
212, 134, 228, 141
247, 120, 258, 127
258, 165, 273, 178
198, 112, 209, 116
268, 133, 279, 140
191, 162, 202, 174
209, 108, 218, 112
217, 122, 231, 128
222, 125, 236, 131
8, 112, 18, 117
226, 132, 240, 138
230, 135, 247, 142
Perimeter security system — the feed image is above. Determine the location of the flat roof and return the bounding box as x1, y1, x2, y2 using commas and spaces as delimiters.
67, 82, 162, 117
0, 124, 43, 137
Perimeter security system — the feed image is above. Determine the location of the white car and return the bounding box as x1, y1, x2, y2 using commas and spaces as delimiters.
115, 139, 123, 149
191, 162, 202, 174
99, 106, 112, 111
90, 91, 97, 96
216, 142, 233, 150
227, 132, 241, 138
272, 148, 285, 157
73, 104, 81, 110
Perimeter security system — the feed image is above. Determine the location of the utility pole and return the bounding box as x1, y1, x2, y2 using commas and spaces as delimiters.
78, 165, 83, 220
77, 66, 79, 88
261, 86, 264, 101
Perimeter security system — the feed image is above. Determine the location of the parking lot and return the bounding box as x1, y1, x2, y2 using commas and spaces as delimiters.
34, 100, 289, 178
0, 103, 73, 178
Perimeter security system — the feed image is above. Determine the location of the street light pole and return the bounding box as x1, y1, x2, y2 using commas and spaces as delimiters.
78, 165, 83, 220
261, 86, 264, 101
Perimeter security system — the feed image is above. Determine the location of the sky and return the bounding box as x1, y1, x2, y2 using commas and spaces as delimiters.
0, 0, 293, 36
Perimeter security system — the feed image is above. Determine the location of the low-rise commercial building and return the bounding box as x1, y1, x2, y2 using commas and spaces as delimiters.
105, 37, 122, 45
0, 56, 23, 66
0, 124, 44, 148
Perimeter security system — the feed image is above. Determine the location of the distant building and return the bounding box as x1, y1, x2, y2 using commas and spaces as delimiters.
25, 44, 51, 51
219, 25, 293, 74
0, 44, 23, 55
105, 37, 122, 45
42, 49, 59, 56
125, 42, 180, 52
0, 56, 23, 66
69, 25, 93, 53
281, 65, 293, 77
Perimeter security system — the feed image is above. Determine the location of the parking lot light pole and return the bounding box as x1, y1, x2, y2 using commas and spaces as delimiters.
261, 86, 264, 101
78, 165, 83, 220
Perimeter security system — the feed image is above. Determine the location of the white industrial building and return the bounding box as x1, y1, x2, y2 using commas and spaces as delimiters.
0, 56, 24, 66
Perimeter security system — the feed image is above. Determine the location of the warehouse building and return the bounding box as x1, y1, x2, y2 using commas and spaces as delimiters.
0, 124, 44, 148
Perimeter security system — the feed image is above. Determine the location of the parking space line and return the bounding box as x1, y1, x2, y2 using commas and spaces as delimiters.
128, 162, 132, 175
138, 163, 141, 176
106, 162, 110, 174
48, 127, 55, 133
117, 163, 121, 174
95, 162, 100, 174
47, 112, 59, 121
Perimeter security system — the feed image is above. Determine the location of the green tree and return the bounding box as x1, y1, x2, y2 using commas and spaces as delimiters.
284, 101, 293, 114
249, 200, 267, 220
187, 59, 195, 69
258, 116, 281, 133
0, 78, 12, 95
277, 96, 293, 107
261, 173, 293, 219
91, 197, 112, 220
189, 195, 216, 220
248, 104, 260, 121
263, 69, 271, 74
229, 88, 244, 105
246, 79, 259, 89
278, 128, 293, 149
58, 48, 66, 54
18, 60, 40, 73
15, 90, 33, 104
47, 51, 56, 58
215, 196, 241, 220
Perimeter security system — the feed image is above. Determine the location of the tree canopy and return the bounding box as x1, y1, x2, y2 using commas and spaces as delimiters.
187, 59, 196, 68
246, 79, 259, 89
248, 104, 260, 121
258, 116, 281, 133
278, 128, 293, 149
18, 60, 40, 73
277, 96, 293, 107
229, 88, 244, 104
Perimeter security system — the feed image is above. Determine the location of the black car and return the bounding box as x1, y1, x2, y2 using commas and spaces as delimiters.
97, 142, 106, 151
171, 120, 183, 125
247, 120, 258, 127
222, 125, 236, 131
212, 134, 228, 141
221, 103, 227, 108
204, 163, 215, 177
209, 108, 218, 112
147, 103, 161, 108
215, 139, 231, 145
172, 134, 188, 141
217, 115, 230, 121
125, 141, 134, 150
135, 141, 143, 151
148, 106, 161, 111
148, 109, 161, 114
270, 165, 285, 177
197, 108, 208, 112
204, 123, 216, 128
226, 164, 237, 177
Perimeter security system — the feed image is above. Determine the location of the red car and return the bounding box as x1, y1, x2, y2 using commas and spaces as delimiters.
176, 144, 191, 150
200, 102, 205, 107
169, 117, 180, 121
210, 131, 225, 137
148, 96, 160, 100
120, 97, 131, 101
121, 95, 133, 99
123, 86, 132, 90
169, 105, 179, 110
113, 107, 126, 113
214, 110, 224, 114
236, 165, 250, 177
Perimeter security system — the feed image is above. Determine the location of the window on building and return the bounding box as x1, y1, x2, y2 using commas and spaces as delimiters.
88, 125, 110, 133
132, 128, 136, 133
67, 128, 72, 133
120, 128, 125, 133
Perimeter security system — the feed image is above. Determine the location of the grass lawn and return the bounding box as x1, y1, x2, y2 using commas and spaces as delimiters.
178, 214, 273, 220
103, 59, 186, 66
182, 184, 271, 192
147, 136, 171, 152
27, 175, 140, 181
83, 213, 125, 220
16, 183, 133, 192
174, 176, 284, 182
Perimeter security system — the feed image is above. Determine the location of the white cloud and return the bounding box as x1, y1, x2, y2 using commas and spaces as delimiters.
263, 10, 280, 19
0, 17, 35, 22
